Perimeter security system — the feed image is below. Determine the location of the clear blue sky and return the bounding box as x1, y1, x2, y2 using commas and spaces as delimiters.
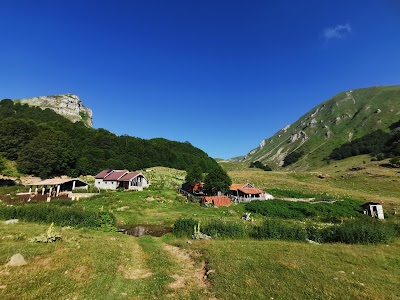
1, 1, 400, 159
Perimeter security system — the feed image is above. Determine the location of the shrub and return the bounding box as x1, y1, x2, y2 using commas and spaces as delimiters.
319, 218, 397, 244
0, 203, 115, 229
252, 219, 307, 241
245, 200, 362, 221
173, 218, 198, 237
202, 220, 249, 239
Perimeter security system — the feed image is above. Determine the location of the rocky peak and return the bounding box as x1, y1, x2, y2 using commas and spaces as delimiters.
15, 94, 92, 127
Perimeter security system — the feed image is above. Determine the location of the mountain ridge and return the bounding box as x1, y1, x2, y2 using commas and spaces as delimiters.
240, 85, 400, 169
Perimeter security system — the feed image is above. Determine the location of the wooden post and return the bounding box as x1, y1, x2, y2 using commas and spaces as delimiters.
35, 187, 38, 195
72, 180, 76, 191
49, 187, 53, 196
42, 187, 45, 195
29, 187, 32, 194
56, 185, 60, 197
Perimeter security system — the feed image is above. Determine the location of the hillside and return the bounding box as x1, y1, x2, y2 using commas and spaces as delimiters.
14, 94, 93, 127
242, 86, 400, 169
0, 99, 219, 178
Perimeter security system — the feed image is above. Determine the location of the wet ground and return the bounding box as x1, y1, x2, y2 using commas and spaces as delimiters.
122, 224, 172, 237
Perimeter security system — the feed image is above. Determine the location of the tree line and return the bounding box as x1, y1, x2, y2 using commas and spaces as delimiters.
328, 122, 400, 161
0, 99, 220, 178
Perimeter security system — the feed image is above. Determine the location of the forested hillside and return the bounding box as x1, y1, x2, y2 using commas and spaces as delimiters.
0, 99, 218, 178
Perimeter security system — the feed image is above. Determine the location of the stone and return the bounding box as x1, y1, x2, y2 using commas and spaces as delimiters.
7, 253, 27, 267
4, 219, 19, 225
15, 94, 93, 127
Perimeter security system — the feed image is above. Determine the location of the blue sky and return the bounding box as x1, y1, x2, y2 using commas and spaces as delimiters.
1, 1, 400, 159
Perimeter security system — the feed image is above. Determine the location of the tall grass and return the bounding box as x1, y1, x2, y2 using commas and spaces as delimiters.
0, 203, 115, 229
246, 199, 362, 222
172, 217, 399, 244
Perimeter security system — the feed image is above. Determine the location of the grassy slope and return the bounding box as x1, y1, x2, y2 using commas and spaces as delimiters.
1, 166, 400, 299
244, 86, 400, 169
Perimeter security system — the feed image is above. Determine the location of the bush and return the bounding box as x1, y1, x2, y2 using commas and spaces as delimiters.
173, 218, 198, 237
245, 200, 362, 221
202, 220, 249, 239
252, 219, 307, 241
320, 218, 397, 244
0, 203, 115, 229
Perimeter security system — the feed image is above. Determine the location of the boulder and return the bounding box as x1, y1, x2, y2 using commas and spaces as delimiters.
7, 253, 27, 267
4, 219, 19, 225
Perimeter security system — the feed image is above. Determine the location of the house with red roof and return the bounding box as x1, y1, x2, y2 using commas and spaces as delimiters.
94, 169, 150, 190
202, 196, 231, 207
229, 183, 273, 202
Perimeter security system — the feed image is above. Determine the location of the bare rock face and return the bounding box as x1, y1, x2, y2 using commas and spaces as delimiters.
16, 94, 93, 127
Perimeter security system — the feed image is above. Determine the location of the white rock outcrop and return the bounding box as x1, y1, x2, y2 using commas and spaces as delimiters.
16, 94, 93, 127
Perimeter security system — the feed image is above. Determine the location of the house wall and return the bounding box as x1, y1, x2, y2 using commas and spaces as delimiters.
95, 179, 118, 190
128, 175, 149, 190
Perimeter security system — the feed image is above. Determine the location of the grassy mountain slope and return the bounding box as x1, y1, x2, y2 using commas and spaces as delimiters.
243, 86, 400, 169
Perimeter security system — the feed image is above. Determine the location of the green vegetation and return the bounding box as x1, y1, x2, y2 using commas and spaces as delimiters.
244, 86, 400, 169
1, 162, 400, 299
0, 99, 219, 178
328, 126, 400, 161
185, 164, 203, 186
245, 199, 362, 221
249, 160, 272, 171
283, 150, 303, 167
203, 167, 232, 195
0, 203, 116, 230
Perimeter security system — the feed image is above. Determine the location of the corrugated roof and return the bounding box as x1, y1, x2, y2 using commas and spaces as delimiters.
118, 172, 140, 181
202, 196, 231, 207
94, 169, 113, 179
28, 178, 88, 186
230, 183, 263, 195
103, 170, 128, 181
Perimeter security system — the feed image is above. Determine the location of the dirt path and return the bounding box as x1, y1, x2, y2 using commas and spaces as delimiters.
163, 244, 216, 299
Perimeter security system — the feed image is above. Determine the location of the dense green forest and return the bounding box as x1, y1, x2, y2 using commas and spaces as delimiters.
0, 99, 219, 178
328, 121, 400, 161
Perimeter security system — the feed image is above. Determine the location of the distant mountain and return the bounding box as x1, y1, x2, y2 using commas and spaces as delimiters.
242, 86, 400, 169
14, 94, 93, 127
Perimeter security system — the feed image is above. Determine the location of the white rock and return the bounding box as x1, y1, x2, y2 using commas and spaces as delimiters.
4, 219, 19, 225
7, 253, 27, 267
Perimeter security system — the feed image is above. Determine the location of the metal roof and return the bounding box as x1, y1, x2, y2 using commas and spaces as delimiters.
28, 178, 88, 186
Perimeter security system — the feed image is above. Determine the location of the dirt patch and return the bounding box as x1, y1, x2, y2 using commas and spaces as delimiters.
67, 265, 90, 281
117, 264, 152, 280
117, 242, 153, 280
163, 245, 208, 289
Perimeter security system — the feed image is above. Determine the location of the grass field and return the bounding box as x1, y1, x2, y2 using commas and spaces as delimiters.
1, 162, 400, 299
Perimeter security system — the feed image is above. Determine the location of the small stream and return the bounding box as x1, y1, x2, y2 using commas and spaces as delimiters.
121, 224, 172, 237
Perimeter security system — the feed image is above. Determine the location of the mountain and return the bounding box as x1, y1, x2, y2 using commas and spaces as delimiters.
14, 94, 93, 127
0, 99, 219, 178
242, 86, 400, 169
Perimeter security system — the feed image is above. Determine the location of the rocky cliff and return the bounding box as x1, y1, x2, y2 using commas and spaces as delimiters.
15, 94, 93, 127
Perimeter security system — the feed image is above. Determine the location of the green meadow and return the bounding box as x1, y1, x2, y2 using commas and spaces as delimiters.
1, 161, 400, 299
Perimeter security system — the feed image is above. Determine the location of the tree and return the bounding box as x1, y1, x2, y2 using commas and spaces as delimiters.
0, 155, 6, 173
185, 165, 203, 186
203, 167, 232, 195
17, 130, 76, 178
0, 118, 39, 160
283, 151, 303, 167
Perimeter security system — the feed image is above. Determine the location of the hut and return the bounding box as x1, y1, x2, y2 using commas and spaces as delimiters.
361, 202, 384, 219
